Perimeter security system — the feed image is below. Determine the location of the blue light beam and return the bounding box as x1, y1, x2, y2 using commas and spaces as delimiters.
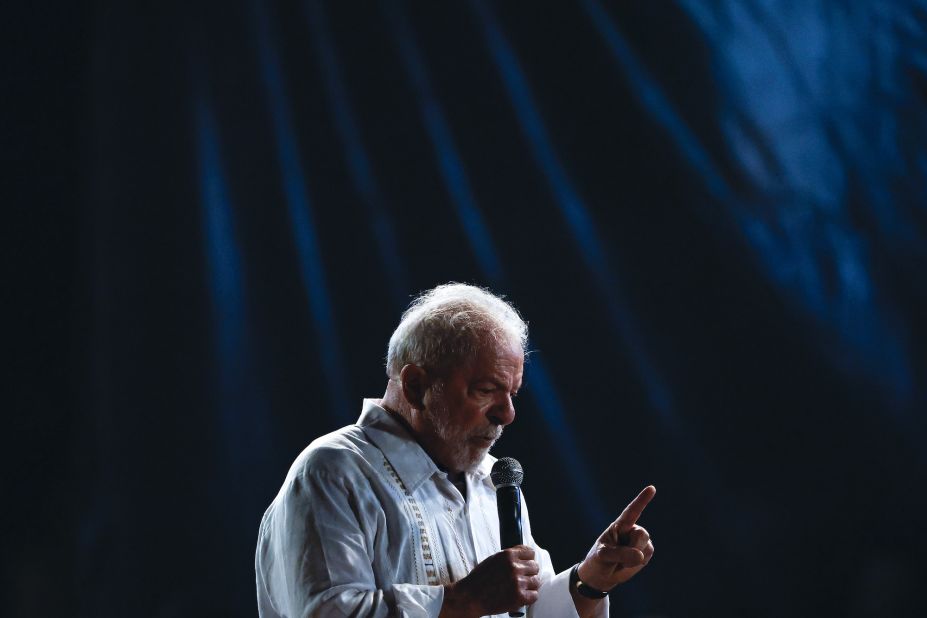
584, 0, 914, 407
303, 0, 410, 307
252, 1, 352, 423
470, 0, 675, 422
380, 0, 504, 284
194, 85, 272, 465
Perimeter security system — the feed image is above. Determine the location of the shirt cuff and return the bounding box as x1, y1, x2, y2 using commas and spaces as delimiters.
532, 568, 609, 618
391, 583, 445, 617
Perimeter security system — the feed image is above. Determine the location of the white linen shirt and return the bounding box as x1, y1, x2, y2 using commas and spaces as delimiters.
255, 399, 608, 617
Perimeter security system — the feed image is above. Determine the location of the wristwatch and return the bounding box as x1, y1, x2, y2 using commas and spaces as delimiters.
569, 564, 611, 599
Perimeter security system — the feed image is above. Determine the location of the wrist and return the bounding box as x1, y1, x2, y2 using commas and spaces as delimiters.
573, 562, 613, 598
440, 582, 479, 618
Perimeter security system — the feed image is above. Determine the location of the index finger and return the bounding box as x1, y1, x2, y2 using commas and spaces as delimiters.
615, 485, 655, 529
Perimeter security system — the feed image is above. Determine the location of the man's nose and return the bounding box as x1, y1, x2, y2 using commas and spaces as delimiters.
487, 395, 516, 426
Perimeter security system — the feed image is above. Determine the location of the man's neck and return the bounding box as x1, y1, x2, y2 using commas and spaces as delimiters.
378, 397, 456, 475
449, 473, 468, 501
380, 383, 470, 484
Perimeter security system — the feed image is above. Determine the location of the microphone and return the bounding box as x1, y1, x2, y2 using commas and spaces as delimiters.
491, 457, 525, 618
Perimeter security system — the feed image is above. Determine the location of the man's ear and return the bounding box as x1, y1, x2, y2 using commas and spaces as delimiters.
399, 364, 429, 411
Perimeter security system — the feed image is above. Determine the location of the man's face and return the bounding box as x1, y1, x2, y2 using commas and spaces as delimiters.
419, 339, 524, 475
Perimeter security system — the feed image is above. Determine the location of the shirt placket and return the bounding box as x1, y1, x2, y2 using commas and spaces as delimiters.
435, 475, 473, 582
468, 477, 500, 564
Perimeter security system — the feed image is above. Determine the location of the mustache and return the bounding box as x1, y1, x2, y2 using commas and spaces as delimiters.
473, 427, 504, 441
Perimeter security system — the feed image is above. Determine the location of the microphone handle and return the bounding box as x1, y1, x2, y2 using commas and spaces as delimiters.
495, 485, 525, 617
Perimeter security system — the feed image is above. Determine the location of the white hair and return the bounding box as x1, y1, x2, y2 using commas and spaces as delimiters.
386, 283, 528, 378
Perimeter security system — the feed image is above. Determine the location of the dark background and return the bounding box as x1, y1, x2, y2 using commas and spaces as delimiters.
6, 1, 927, 616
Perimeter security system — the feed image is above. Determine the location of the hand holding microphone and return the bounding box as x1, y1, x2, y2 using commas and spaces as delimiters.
492, 457, 530, 617
440, 458, 539, 618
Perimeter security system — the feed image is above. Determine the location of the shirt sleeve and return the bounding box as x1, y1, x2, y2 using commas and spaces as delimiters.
520, 493, 610, 618
256, 457, 445, 617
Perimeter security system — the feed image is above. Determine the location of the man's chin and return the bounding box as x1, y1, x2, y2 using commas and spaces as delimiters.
449, 445, 487, 474
468, 444, 495, 469
441, 432, 500, 474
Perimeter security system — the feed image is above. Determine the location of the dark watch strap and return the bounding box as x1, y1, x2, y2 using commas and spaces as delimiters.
569, 564, 611, 599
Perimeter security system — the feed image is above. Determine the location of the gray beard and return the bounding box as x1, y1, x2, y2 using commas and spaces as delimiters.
424, 404, 503, 473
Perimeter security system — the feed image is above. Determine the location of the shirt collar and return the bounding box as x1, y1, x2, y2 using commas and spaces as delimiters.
357, 399, 496, 492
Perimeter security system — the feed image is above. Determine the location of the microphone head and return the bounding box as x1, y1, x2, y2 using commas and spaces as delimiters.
491, 457, 524, 488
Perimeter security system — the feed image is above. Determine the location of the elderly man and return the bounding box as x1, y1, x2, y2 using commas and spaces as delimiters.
256, 283, 655, 617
